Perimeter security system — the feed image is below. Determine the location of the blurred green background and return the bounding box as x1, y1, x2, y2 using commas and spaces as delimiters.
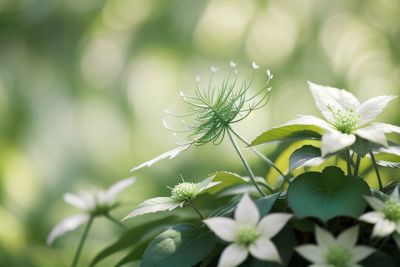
0, 0, 399, 266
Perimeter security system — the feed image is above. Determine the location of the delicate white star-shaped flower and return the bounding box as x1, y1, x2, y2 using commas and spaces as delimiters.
296, 226, 375, 267
47, 178, 134, 245
204, 194, 292, 267
285, 82, 398, 157
360, 187, 400, 237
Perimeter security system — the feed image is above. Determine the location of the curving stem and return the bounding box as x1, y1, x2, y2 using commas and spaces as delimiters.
369, 152, 383, 191
228, 126, 291, 185
227, 129, 266, 197
71, 216, 94, 267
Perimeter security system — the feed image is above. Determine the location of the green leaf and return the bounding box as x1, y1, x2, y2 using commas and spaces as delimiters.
376, 160, 400, 168
250, 125, 323, 146
287, 166, 371, 221
206, 172, 270, 195
141, 224, 215, 267
130, 144, 191, 172
206, 171, 247, 194
122, 197, 183, 220
255, 193, 280, 217
289, 145, 325, 172
90, 216, 180, 267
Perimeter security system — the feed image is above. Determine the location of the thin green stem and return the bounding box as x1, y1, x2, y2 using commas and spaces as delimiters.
369, 152, 383, 191
228, 127, 291, 184
354, 154, 361, 176
105, 214, 127, 230
227, 129, 266, 197
71, 216, 93, 267
188, 200, 205, 220
345, 149, 352, 176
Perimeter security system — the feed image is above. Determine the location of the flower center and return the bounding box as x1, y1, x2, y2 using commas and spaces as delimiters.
329, 106, 359, 134
325, 245, 352, 267
236, 224, 260, 247
383, 201, 400, 221
170, 182, 198, 201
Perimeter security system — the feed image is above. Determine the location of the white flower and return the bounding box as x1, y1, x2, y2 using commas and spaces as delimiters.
230, 60, 237, 68
360, 188, 400, 237
204, 194, 292, 267
296, 226, 375, 267
252, 61, 259, 69
286, 81, 398, 157
47, 178, 134, 245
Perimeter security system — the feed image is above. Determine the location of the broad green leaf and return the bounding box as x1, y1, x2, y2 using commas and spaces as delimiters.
141, 224, 215, 267
208, 195, 241, 217
122, 197, 183, 221
130, 144, 191, 172
255, 193, 280, 217
287, 166, 371, 221
206, 171, 247, 194
250, 125, 323, 146
90, 216, 179, 267
289, 145, 325, 172
206, 172, 269, 194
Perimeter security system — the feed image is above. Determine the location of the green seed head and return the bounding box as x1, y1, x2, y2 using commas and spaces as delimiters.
325, 245, 352, 267
383, 200, 400, 221
236, 224, 260, 247
170, 182, 198, 201
166, 65, 272, 146
329, 106, 360, 134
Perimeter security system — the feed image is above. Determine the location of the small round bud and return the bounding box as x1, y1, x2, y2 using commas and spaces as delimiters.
171, 182, 198, 201
383, 200, 400, 221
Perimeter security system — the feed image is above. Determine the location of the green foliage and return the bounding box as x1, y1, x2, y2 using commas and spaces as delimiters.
140, 224, 215, 267
250, 125, 323, 146
90, 215, 183, 267
287, 166, 371, 221
288, 145, 324, 172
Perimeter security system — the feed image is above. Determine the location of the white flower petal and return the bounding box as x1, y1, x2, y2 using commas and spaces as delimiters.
371, 123, 400, 134
337, 226, 359, 247
203, 217, 237, 242
250, 237, 281, 263
217, 244, 248, 267
372, 219, 396, 237
295, 245, 325, 263
257, 213, 292, 239
391, 187, 400, 201
309, 264, 330, 267
351, 246, 375, 262
234, 193, 260, 225
47, 214, 90, 245
308, 81, 360, 123
252, 62, 259, 69
315, 226, 336, 247
321, 131, 356, 157
364, 196, 385, 211
104, 178, 135, 204
284, 115, 334, 132
359, 211, 385, 224
63, 193, 88, 210
354, 125, 387, 147
356, 95, 397, 126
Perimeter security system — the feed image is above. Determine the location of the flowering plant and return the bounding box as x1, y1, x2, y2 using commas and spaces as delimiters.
48, 63, 400, 267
